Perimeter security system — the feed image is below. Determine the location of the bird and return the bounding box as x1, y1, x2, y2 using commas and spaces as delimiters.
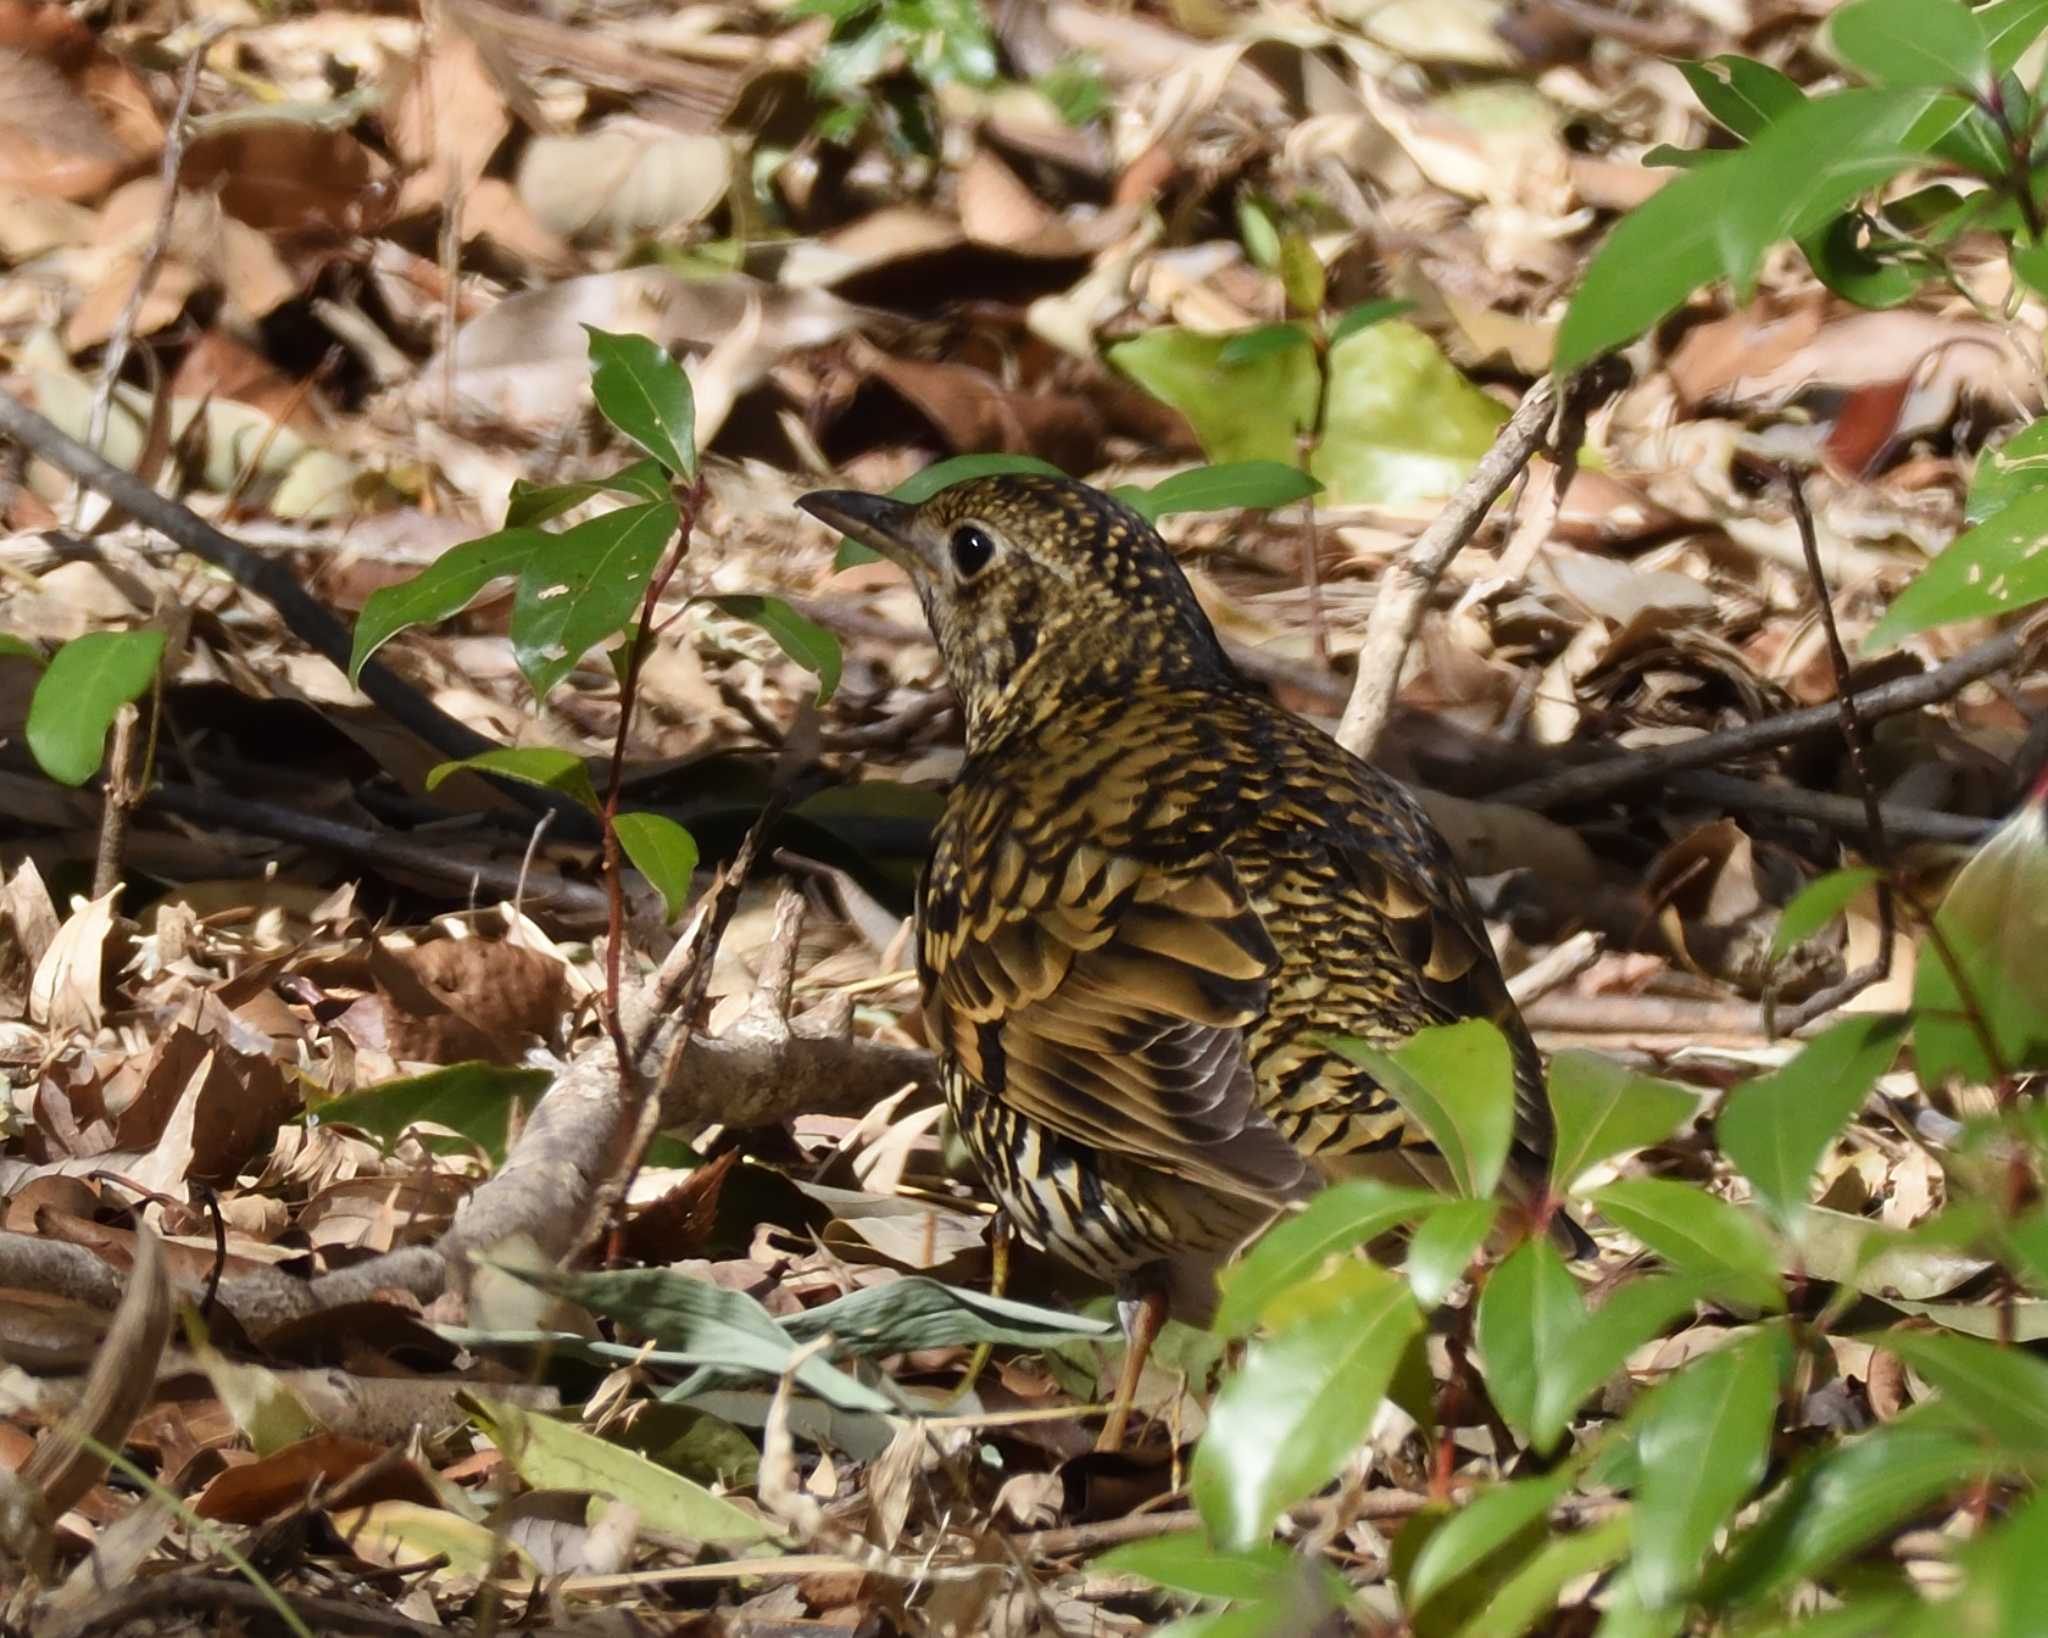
796, 473, 1577, 1450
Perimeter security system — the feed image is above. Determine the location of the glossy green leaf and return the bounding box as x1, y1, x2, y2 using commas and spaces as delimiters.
1405, 1200, 1498, 1310
1556, 87, 1959, 370
512, 501, 677, 701
1771, 866, 1883, 958
1802, 212, 1922, 310
311, 1062, 552, 1163
783, 1277, 1110, 1353
1829, 0, 1989, 91
1109, 326, 1321, 468
1985, 0, 2048, 72
1591, 1179, 1785, 1312
1311, 322, 1507, 505
1630, 1335, 1779, 1607
698, 593, 842, 703
1709, 1415, 1992, 1606
1533, 1277, 1705, 1453
1328, 1018, 1516, 1198
1327, 298, 1418, 347
1913, 786, 2048, 1085
1095, 1536, 1292, 1601
425, 747, 600, 811
1896, 1486, 2048, 1635
831, 453, 1069, 567
1448, 1514, 1632, 1638
1868, 1329, 2048, 1455
1677, 55, 1804, 138
26, 629, 165, 786
614, 811, 698, 922
1546, 1051, 1699, 1190
1981, 423, 2048, 533
1216, 323, 1313, 367
1192, 1260, 1423, 1548
1717, 1013, 1908, 1228
585, 326, 696, 479
1117, 461, 1322, 523
1475, 1238, 1584, 1446
1867, 488, 2048, 649
506, 457, 670, 528
1213, 1180, 1442, 1335
349, 526, 548, 681
1403, 1469, 1575, 1613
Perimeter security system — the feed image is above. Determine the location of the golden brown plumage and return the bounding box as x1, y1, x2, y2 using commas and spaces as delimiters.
798, 474, 1570, 1444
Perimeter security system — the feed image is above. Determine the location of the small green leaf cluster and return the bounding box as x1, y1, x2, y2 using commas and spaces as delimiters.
1559, 0, 2048, 647
355, 328, 840, 924
1103, 796, 2048, 1634
16, 629, 165, 788
792, 0, 1001, 147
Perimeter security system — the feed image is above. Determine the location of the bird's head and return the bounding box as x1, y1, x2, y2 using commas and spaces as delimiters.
797, 473, 1230, 739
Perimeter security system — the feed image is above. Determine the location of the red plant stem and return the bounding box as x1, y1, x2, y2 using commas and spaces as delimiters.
600, 475, 708, 1061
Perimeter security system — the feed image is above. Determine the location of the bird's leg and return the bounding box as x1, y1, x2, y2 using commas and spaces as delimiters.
942, 1212, 1012, 1410
1097, 1270, 1169, 1453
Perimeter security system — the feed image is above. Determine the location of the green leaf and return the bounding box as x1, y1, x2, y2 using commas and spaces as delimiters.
1867, 488, 2048, 649
1771, 866, 1883, 959
1216, 323, 1314, 367
1630, 1335, 1779, 1607
25, 629, 165, 786
613, 811, 698, 922
425, 747, 600, 812
1326, 1018, 1517, 1198
1709, 1415, 1993, 1606
1405, 1200, 1498, 1310
1214, 1180, 1442, 1336
1716, 1013, 1907, 1229
1556, 87, 1961, 371
1985, 0, 2048, 72
0, 633, 44, 665
1546, 1051, 1699, 1190
1109, 326, 1321, 469
1095, 1536, 1293, 1602
831, 453, 1069, 568
1448, 1513, 1632, 1638
310, 1062, 552, 1164
349, 527, 548, 681
1677, 55, 1805, 139
1913, 795, 2048, 1083
1327, 298, 1418, 346
1311, 322, 1508, 506
1191, 1260, 1423, 1548
506, 458, 670, 528
1537, 1277, 1705, 1454
1475, 1238, 1584, 1447
1829, 0, 1989, 92
1278, 232, 1325, 318
782, 1276, 1111, 1353
1591, 1179, 1785, 1312
1801, 212, 1923, 310
1117, 461, 1322, 523
513, 502, 678, 701
469, 1396, 776, 1547
698, 593, 842, 703
584, 327, 696, 479
1868, 1328, 2048, 1456
1402, 1469, 1574, 1613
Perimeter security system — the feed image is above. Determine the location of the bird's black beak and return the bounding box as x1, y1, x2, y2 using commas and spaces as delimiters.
796, 489, 929, 575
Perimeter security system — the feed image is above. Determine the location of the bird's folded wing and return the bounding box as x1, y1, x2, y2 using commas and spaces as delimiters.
923, 839, 1313, 1204
1340, 836, 1556, 1180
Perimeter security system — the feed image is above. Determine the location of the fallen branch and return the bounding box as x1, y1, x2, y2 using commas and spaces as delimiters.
1494, 625, 2037, 811
1336, 378, 1559, 759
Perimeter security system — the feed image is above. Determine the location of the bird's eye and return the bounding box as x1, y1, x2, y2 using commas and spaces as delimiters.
949, 525, 996, 578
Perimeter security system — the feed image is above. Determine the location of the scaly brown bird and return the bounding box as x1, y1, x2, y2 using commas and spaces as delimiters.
798, 474, 1574, 1449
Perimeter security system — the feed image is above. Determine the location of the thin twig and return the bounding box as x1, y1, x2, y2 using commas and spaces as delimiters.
1338, 379, 1559, 758
1494, 625, 2038, 811
1666, 769, 1994, 845
1765, 472, 1895, 1037
77, 32, 212, 515
90, 704, 142, 900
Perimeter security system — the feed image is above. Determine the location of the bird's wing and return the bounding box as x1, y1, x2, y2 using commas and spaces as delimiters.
1332, 798, 1556, 1188
921, 833, 1313, 1206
